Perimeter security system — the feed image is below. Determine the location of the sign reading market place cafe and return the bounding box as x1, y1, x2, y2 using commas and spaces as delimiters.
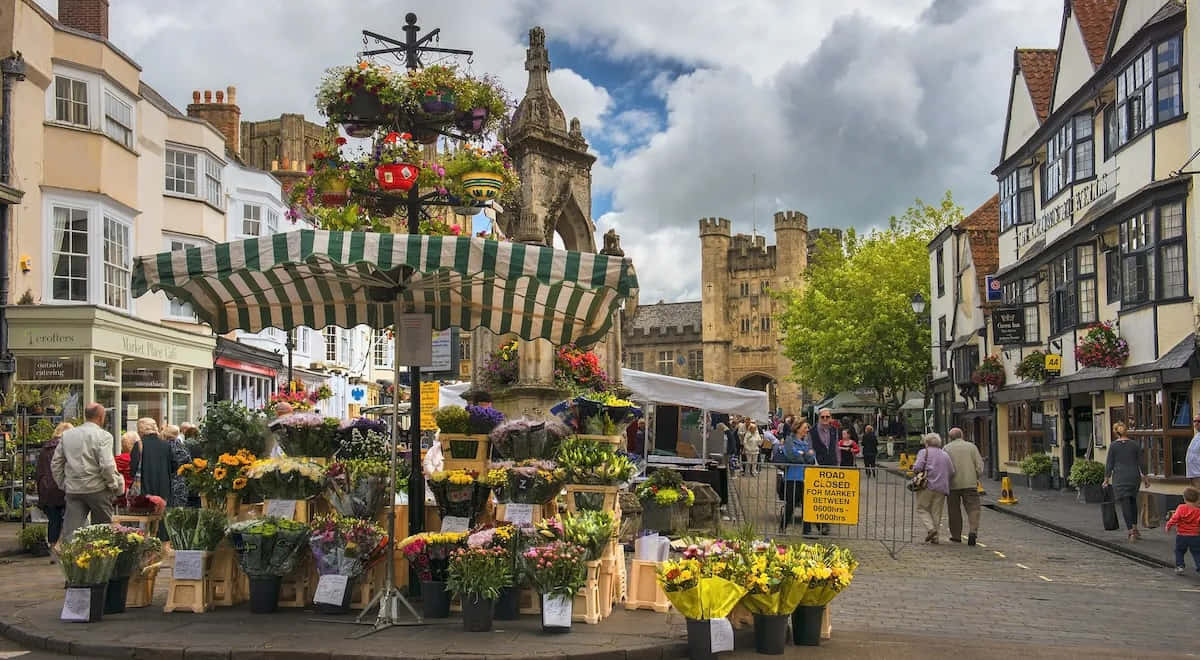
1015, 167, 1118, 249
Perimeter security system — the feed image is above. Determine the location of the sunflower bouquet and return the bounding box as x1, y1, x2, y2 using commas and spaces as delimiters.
397, 531, 469, 582
245, 457, 325, 500
176, 449, 257, 502
657, 539, 749, 619
428, 469, 489, 520
58, 537, 122, 586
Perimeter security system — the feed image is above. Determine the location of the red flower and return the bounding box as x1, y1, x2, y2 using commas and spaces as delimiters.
335, 137, 347, 145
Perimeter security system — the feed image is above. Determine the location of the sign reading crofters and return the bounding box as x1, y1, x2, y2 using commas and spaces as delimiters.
992, 308, 1025, 345
803, 467, 860, 525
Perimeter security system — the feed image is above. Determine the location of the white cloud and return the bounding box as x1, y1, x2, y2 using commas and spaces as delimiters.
546, 69, 612, 130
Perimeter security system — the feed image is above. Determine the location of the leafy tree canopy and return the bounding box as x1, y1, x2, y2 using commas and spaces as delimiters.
777, 191, 963, 410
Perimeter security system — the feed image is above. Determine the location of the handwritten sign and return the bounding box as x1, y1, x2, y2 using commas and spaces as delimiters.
61, 587, 91, 622
313, 574, 349, 606
420, 382, 440, 430
265, 499, 297, 520
542, 595, 572, 627
502, 503, 534, 526
441, 516, 470, 533
709, 617, 734, 653
803, 467, 860, 525
173, 550, 206, 581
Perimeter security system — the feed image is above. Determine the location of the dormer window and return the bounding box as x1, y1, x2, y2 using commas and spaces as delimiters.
999, 166, 1034, 231
1042, 112, 1093, 201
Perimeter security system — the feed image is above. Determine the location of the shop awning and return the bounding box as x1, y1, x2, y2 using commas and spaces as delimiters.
990, 383, 1042, 403
131, 229, 638, 347
619, 368, 769, 421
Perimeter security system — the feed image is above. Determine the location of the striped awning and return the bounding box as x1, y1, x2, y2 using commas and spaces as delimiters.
131, 230, 638, 346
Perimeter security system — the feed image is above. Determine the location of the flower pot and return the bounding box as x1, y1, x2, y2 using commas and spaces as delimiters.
413, 128, 440, 145
455, 107, 489, 134
315, 576, 356, 615
686, 618, 719, 660
103, 576, 130, 615
460, 593, 494, 632
1080, 483, 1104, 503
792, 605, 824, 646
494, 585, 519, 620
343, 121, 375, 138
376, 163, 420, 191
419, 87, 456, 119
421, 580, 451, 619
63, 584, 107, 622
641, 500, 687, 534
752, 613, 788, 655
1028, 473, 1051, 490
461, 172, 504, 201
248, 576, 282, 614
319, 178, 350, 205
29, 540, 50, 557
348, 88, 383, 119
540, 594, 573, 633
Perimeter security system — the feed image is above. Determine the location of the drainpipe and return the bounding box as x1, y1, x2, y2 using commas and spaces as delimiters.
0, 53, 26, 397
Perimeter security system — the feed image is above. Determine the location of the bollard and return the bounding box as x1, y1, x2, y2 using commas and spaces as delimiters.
997, 476, 1018, 505
976, 481, 987, 496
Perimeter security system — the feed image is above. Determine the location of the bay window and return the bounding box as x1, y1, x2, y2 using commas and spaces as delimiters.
164, 237, 202, 319
165, 147, 224, 208
243, 204, 262, 236
1049, 244, 1097, 335
54, 76, 89, 126
48, 67, 138, 148
1118, 200, 1186, 306
102, 217, 131, 310
46, 196, 133, 312
1043, 113, 1093, 201
50, 206, 89, 302
1002, 277, 1040, 344
999, 166, 1034, 231
1107, 34, 1183, 154
103, 91, 133, 148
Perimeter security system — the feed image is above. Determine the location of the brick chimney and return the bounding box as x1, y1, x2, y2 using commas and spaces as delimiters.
186, 86, 241, 158
58, 0, 110, 39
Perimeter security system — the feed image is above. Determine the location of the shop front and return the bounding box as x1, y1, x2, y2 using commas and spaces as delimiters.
214, 337, 283, 411
7, 305, 214, 447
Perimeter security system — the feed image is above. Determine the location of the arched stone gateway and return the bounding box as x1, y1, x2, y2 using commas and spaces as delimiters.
736, 373, 777, 418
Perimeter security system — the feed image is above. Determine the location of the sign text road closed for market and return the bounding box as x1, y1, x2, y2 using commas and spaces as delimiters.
803, 467, 861, 525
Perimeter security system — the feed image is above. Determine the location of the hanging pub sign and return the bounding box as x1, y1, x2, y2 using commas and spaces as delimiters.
1044, 353, 1062, 375
992, 308, 1025, 345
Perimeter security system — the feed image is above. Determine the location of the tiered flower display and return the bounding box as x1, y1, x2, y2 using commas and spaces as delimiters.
1075, 321, 1129, 368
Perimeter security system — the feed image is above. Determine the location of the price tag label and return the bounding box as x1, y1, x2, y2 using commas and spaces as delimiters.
60, 587, 91, 622
542, 595, 571, 627
313, 574, 349, 606
709, 617, 734, 652
440, 516, 470, 533
173, 550, 205, 580
503, 503, 534, 526
265, 499, 297, 519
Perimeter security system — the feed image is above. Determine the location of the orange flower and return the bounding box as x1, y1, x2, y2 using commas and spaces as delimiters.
232, 477, 247, 490
358, 60, 368, 70
213, 467, 227, 481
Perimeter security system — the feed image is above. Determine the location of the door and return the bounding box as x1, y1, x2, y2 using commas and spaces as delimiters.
1075, 408, 1093, 461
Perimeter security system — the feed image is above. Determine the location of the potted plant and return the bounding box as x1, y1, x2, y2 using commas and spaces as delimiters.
444, 144, 519, 202
446, 546, 513, 632
228, 516, 310, 613
658, 540, 748, 659
467, 523, 533, 621
308, 514, 387, 614
316, 61, 404, 126
270, 412, 340, 458
523, 541, 588, 633
1068, 459, 1106, 503
57, 535, 122, 622
71, 523, 160, 615
18, 523, 49, 557
792, 544, 858, 646
1019, 453, 1053, 490
1015, 350, 1048, 383
397, 531, 469, 619
373, 131, 422, 191
404, 64, 462, 120
454, 73, 509, 134
971, 355, 1005, 390
1075, 321, 1129, 368
323, 459, 389, 520
26, 418, 55, 447
636, 469, 695, 534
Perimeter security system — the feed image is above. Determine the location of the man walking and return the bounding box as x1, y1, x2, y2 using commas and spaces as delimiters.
52, 403, 124, 541
807, 408, 839, 535
944, 427, 984, 546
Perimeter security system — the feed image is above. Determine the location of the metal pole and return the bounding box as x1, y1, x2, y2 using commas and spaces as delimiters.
405, 182, 423, 538
285, 333, 295, 385
0, 54, 26, 397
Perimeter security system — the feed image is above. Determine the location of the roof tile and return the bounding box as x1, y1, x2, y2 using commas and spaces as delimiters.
1016, 48, 1057, 123
956, 195, 1000, 298
1072, 0, 1119, 70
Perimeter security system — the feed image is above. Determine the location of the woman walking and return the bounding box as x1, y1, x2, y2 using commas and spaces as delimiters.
160, 424, 192, 508
1104, 422, 1150, 541
742, 422, 763, 476
130, 418, 173, 542
837, 429, 860, 467
913, 433, 955, 544
36, 422, 73, 551
861, 425, 879, 474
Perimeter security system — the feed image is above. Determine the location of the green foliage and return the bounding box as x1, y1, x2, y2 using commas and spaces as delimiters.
27, 419, 55, 446
1068, 459, 1105, 486
18, 523, 46, 550
433, 406, 470, 434
778, 192, 959, 410
198, 401, 268, 460
1015, 351, 1048, 382
1018, 452, 1052, 476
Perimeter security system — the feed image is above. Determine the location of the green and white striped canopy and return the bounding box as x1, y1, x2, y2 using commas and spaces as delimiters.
131, 230, 638, 346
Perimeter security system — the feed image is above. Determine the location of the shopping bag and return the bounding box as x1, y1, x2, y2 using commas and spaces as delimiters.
1100, 485, 1119, 531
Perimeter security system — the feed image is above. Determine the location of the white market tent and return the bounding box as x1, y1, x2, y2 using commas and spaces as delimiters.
620, 368, 769, 421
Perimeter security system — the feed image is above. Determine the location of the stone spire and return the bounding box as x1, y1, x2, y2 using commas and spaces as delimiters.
511, 26, 567, 136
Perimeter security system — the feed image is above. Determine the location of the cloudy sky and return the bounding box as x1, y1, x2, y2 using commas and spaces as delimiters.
40, 0, 1062, 302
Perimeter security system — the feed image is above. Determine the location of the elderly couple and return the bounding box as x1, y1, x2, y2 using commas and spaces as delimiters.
912, 428, 985, 545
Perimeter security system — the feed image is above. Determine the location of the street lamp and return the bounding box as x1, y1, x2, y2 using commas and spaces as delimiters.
910, 292, 926, 316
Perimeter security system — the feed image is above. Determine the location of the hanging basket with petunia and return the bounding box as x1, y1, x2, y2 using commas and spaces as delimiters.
1075, 321, 1129, 368
971, 355, 1005, 389
1015, 350, 1048, 383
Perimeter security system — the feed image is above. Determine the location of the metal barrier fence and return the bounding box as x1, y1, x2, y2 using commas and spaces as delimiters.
727, 463, 915, 558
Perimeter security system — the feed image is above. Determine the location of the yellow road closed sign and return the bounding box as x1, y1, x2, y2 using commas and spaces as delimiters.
803, 467, 861, 525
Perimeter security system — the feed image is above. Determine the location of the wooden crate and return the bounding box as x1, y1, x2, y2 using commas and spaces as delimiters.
440, 434, 489, 473
263, 498, 316, 523
624, 559, 669, 613
126, 564, 160, 608
278, 554, 314, 608
495, 502, 551, 525
518, 587, 541, 614
564, 485, 621, 514
112, 514, 162, 538
572, 560, 602, 625
164, 552, 213, 614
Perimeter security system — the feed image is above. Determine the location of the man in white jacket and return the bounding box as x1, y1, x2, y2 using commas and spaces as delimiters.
52, 403, 124, 541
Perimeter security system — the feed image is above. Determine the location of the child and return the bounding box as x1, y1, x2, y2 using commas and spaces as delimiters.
1165, 487, 1200, 575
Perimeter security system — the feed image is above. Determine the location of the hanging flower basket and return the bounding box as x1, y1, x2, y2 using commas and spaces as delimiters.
419, 86, 457, 119
971, 355, 1005, 389
1075, 321, 1129, 368
319, 178, 350, 205
1015, 350, 1048, 383
343, 121, 375, 139
461, 172, 504, 201
376, 163, 420, 191
455, 107, 489, 134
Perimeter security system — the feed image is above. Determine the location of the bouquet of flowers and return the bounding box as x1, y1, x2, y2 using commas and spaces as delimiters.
245, 457, 325, 500
489, 418, 572, 461
335, 418, 390, 460
636, 468, 695, 506
483, 460, 565, 504
58, 536, 122, 586
446, 546, 513, 601
738, 540, 809, 615
479, 340, 519, 390
795, 544, 857, 607
163, 508, 228, 552
428, 469, 489, 520
308, 514, 388, 578
553, 344, 609, 395
113, 494, 166, 515
466, 405, 505, 435
324, 459, 389, 519
397, 531, 468, 582
657, 539, 748, 619
433, 406, 470, 434
70, 524, 161, 579
534, 511, 614, 561
271, 412, 340, 457
523, 541, 588, 598
555, 437, 637, 486
228, 516, 310, 578
177, 450, 257, 502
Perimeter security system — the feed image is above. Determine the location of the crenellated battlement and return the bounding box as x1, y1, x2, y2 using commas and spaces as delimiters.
774, 210, 808, 232
699, 217, 732, 237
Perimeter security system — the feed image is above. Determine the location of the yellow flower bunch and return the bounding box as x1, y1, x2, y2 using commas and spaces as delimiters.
483, 468, 508, 487
658, 557, 702, 592
192, 458, 208, 469
432, 469, 476, 485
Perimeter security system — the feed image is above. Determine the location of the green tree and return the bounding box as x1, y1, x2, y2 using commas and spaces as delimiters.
777, 192, 963, 412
